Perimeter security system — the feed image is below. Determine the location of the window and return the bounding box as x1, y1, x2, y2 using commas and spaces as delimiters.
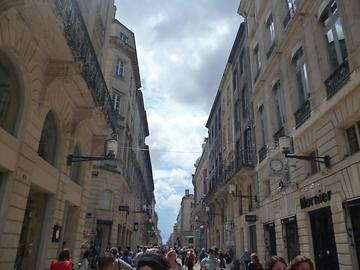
292, 48, 310, 105
266, 14, 276, 56
234, 100, 241, 130
99, 190, 112, 210
0, 50, 20, 135
321, 0, 347, 71
38, 112, 58, 166
287, 0, 297, 18
239, 51, 245, 74
346, 123, 360, 155
259, 105, 266, 147
232, 68, 238, 91
282, 216, 300, 262
254, 44, 261, 81
119, 32, 129, 43
112, 90, 122, 114
238, 190, 243, 216
264, 179, 271, 198
70, 143, 82, 184
115, 58, 124, 77
309, 150, 320, 175
244, 129, 253, 163
248, 185, 253, 211
242, 86, 249, 117
273, 81, 285, 129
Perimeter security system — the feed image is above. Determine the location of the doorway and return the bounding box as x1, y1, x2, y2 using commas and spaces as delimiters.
14, 192, 47, 270
349, 205, 360, 267
309, 207, 339, 270
62, 203, 80, 253
95, 220, 112, 253
264, 222, 277, 259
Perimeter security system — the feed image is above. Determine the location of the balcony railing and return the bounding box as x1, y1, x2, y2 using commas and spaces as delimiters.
294, 100, 311, 128
273, 126, 285, 142
55, 0, 117, 132
325, 60, 350, 99
258, 145, 267, 163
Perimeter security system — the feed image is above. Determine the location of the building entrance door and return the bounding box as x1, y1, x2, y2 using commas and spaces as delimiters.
309, 207, 339, 270
264, 222, 277, 259
95, 220, 112, 253
14, 191, 47, 270
349, 205, 360, 266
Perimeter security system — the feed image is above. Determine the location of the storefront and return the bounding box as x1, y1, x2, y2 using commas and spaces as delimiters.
264, 222, 276, 259
309, 207, 339, 270
14, 191, 48, 270
281, 216, 299, 262
95, 220, 112, 253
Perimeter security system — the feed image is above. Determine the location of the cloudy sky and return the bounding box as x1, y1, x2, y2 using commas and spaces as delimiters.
115, 0, 242, 242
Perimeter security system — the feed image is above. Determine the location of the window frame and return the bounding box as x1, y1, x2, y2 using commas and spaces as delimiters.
273, 81, 285, 129
292, 48, 310, 105
254, 44, 262, 81
112, 89, 122, 114
266, 14, 276, 57
320, 0, 347, 71
346, 122, 360, 155
115, 58, 124, 77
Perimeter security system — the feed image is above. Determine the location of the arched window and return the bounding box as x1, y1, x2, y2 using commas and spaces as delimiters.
99, 190, 112, 210
0, 50, 20, 135
38, 112, 58, 166
70, 143, 81, 184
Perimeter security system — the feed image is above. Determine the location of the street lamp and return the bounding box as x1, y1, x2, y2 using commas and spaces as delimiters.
67, 138, 118, 165
279, 136, 331, 168
228, 184, 257, 202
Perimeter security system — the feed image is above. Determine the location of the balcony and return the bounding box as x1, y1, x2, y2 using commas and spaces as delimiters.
273, 126, 285, 143
294, 100, 311, 128
54, 0, 117, 132
325, 61, 350, 99
258, 145, 267, 163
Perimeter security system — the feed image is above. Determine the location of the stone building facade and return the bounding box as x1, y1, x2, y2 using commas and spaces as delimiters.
0, 0, 117, 269
239, 0, 360, 269
85, 18, 158, 251
191, 0, 360, 269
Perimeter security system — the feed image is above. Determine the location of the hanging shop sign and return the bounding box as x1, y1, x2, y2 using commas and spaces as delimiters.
245, 215, 257, 222
300, 190, 332, 209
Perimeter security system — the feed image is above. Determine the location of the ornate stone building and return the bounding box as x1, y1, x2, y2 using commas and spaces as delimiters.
0, 1, 158, 269
85, 18, 157, 251
239, 0, 360, 269
0, 0, 116, 269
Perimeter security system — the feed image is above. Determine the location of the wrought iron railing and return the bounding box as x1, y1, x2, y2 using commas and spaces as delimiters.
294, 100, 311, 128
258, 145, 267, 163
54, 0, 117, 132
273, 126, 285, 142
325, 60, 350, 99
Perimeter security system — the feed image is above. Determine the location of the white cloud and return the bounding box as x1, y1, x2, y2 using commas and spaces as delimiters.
116, 0, 242, 242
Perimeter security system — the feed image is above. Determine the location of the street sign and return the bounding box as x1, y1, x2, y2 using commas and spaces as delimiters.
118, 205, 129, 212
245, 215, 257, 222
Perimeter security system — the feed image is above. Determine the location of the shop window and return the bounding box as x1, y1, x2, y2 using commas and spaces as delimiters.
320, 0, 347, 72
38, 112, 58, 166
0, 50, 21, 135
99, 190, 112, 210
249, 224, 257, 253
70, 143, 81, 184
346, 123, 360, 155
282, 216, 300, 262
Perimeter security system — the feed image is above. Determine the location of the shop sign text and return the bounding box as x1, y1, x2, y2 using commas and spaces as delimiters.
300, 190, 331, 209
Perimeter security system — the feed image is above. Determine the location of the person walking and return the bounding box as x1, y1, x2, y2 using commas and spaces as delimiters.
96, 255, 114, 270
224, 249, 233, 270
49, 249, 73, 270
264, 256, 287, 270
218, 250, 226, 270
185, 249, 196, 270
287, 256, 314, 270
200, 248, 220, 270
79, 250, 90, 270
137, 253, 170, 270
239, 250, 251, 270
121, 249, 135, 267
198, 248, 208, 263
248, 253, 263, 270
167, 250, 182, 270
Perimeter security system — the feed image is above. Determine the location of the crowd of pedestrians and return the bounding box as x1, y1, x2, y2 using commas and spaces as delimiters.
49, 244, 315, 270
